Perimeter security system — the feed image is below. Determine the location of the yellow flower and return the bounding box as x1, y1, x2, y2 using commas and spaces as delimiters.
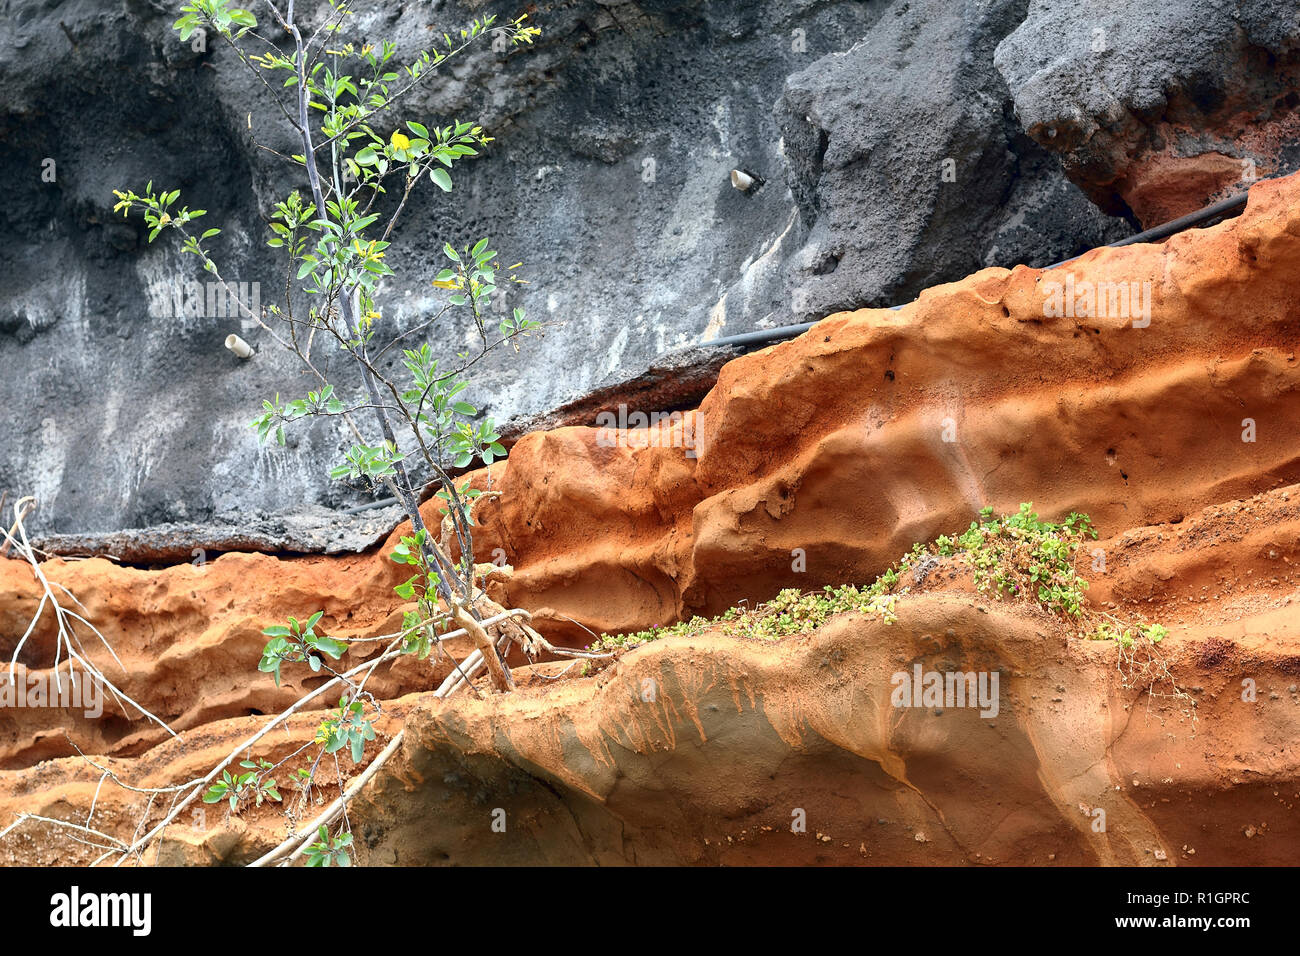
431, 278, 459, 289
390, 131, 411, 151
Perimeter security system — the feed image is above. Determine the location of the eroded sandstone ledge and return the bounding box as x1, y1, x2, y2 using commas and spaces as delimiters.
349, 594, 1298, 866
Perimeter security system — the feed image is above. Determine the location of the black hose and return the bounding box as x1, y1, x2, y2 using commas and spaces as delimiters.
1108, 191, 1248, 247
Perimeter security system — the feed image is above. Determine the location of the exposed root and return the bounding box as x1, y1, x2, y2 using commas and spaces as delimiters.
451, 602, 516, 693
0, 496, 177, 739
1115, 635, 1198, 722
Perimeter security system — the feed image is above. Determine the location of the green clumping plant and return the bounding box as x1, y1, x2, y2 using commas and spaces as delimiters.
583, 503, 1186, 709
940, 502, 1097, 617
586, 503, 1187, 710
1145, 623, 1169, 644
588, 615, 716, 654
1087, 621, 1166, 648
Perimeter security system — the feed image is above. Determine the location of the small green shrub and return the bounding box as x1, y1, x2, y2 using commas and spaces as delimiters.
118, 0, 544, 863
944, 502, 1096, 617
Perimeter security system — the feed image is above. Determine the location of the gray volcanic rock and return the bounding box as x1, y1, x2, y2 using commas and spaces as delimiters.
994, 0, 1300, 224
774, 0, 1132, 324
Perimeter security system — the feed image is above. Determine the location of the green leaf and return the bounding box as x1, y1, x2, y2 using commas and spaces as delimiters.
174, 14, 198, 39
429, 168, 452, 192
309, 635, 348, 659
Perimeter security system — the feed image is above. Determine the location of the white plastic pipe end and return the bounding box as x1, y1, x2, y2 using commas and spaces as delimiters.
225, 334, 254, 359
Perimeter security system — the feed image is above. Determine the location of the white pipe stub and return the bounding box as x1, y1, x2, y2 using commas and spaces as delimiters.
730, 168, 756, 192
225, 334, 255, 359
